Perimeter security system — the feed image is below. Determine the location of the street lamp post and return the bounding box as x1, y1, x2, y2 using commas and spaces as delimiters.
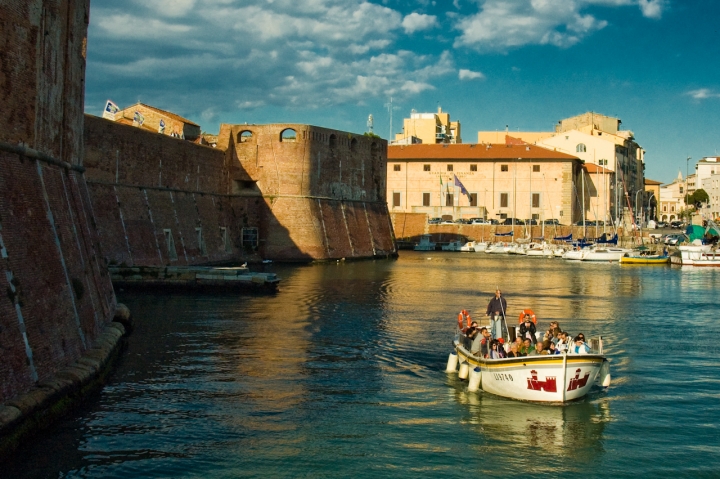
647, 192, 655, 224
686, 156, 691, 212
635, 190, 642, 229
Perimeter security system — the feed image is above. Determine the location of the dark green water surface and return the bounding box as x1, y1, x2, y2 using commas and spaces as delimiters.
8, 252, 720, 477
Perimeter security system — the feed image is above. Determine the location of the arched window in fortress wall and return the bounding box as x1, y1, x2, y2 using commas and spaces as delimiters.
280, 128, 297, 142
238, 130, 253, 143
350, 138, 357, 151
329, 134, 337, 149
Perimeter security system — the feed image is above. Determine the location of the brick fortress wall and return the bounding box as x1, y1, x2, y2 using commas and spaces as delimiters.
0, 1, 117, 403
83, 118, 397, 265
219, 124, 397, 260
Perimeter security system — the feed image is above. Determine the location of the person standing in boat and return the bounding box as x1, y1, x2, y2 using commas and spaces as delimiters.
486, 289, 507, 340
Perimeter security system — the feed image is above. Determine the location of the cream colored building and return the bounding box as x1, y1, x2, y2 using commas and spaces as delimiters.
644, 179, 661, 222
694, 157, 719, 191
659, 171, 686, 222
393, 107, 461, 144
387, 143, 583, 223
478, 112, 646, 224
708, 172, 720, 220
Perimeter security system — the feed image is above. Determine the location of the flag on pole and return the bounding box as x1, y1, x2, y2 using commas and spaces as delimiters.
102, 100, 119, 120
454, 175, 471, 200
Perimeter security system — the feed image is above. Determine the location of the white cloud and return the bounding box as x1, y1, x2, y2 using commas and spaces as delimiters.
454, 0, 647, 51
637, 0, 667, 19
459, 69, 485, 80
686, 89, 720, 100
402, 13, 439, 34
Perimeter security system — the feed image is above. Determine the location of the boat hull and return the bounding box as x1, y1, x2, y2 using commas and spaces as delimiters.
671, 249, 720, 266
620, 255, 669, 265
581, 248, 632, 262
454, 341, 605, 403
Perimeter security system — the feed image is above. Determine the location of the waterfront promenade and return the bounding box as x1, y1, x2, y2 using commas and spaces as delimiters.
6, 253, 720, 477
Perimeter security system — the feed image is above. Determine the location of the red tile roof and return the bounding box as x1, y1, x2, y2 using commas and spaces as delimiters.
583, 163, 611, 174
644, 178, 662, 185
388, 143, 579, 161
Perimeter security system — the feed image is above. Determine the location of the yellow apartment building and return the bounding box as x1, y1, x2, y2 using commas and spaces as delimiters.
393, 107, 461, 144
387, 143, 585, 224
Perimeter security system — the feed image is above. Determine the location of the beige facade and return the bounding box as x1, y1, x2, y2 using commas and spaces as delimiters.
393, 107, 461, 144
659, 172, 686, 222
111, 102, 201, 141
478, 131, 553, 144
387, 144, 583, 224
644, 179, 661, 221
478, 112, 645, 224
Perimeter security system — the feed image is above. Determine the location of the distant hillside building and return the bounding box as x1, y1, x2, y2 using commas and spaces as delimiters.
110, 102, 201, 141
393, 107, 461, 145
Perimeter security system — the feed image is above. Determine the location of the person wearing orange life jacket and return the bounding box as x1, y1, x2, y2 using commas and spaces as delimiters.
457, 309, 472, 332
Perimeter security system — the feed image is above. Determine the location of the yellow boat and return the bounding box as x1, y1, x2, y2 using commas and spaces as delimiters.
619, 254, 670, 265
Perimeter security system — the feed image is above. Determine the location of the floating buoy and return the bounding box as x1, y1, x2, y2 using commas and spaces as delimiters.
445, 352, 458, 372
458, 361, 469, 380
598, 361, 611, 388
602, 373, 612, 388
467, 367, 482, 392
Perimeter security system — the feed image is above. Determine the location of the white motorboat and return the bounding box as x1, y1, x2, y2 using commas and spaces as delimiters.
562, 248, 587, 260
473, 241, 489, 252
448, 331, 610, 404
581, 247, 633, 262
526, 242, 554, 257
671, 243, 720, 266
486, 242, 511, 254
442, 240, 463, 251
414, 234, 436, 251
460, 241, 489, 252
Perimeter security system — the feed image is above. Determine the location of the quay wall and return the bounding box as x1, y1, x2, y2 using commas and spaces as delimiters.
0, 0, 118, 412
392, 212, 641, 245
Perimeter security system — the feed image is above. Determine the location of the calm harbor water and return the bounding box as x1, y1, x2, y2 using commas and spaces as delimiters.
8, 253, 720, 478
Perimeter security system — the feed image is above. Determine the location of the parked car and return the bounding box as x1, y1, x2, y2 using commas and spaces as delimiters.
501, 218, 525, 225
670, 221, 686, 229
488, 219, 500, 225
440, 219, 455, 224
525, 219, 538, 225
428, 217, 441, 224
664, 233, 687, 245
543, 219, 561, 225
471, 218, 490, 224
454, 218, 471, 224
656, 221, 668, 228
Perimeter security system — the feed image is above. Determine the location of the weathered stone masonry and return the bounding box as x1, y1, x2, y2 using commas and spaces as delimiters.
0, 0, 120, 433
82, 118, 397, 265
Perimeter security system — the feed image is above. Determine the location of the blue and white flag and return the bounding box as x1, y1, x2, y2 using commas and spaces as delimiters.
454, 174, 471, 200
102, 100, 119, 120
159, 119, 166, 134
133, 111, 145, 127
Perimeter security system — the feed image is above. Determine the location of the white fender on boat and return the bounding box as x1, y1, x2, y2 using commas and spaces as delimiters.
467, 367, 482, 392
597, 361, 611, 388
458, 361, 470, 380
446, 352, 458, 372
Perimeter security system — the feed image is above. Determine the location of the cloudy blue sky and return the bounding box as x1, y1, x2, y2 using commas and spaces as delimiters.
85, 0, 719, 184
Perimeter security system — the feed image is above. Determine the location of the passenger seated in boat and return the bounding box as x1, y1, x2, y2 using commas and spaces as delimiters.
463, 325, 478, 349
489, 340, 505, 359
569, 335, 591, 355
472, 327, 491, 357
506, 343, 520, 358
519, 317, 537, 344
519, 338, 535, 356
537, 340, 551, 355
555, 332, 570, 353
547, 341, 557, 355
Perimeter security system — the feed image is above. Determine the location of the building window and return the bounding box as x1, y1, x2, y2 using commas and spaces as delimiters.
576, 143, 586, 152
533, 165, 540, 172
220, 227, 232, 253
394, 164, 401, 171
195, 227, 207, 256
499, 213, 507, 219
280, 128, 296, 142
423, 164, 430, 171
532, 213, 539, 220
447, 164, 453, 172
469, 193, 478, 207
679, 187, 683, 194
501, 165, 509, 172
393, 192, 401, 208
470, 164, 477, 171
663, 205, 667, 212
500, 193, 508, 208
446, 193, 454, 206
238, 131, 253, 143
532, 193, 540, 208
423, 192, 430, 207
671, 206, 675, 212
163, 229, 178, 261
242, 227, 259, 249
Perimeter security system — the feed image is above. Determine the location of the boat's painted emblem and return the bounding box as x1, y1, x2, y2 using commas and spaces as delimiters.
567, 368, 591, 391
527, 370, 557, 392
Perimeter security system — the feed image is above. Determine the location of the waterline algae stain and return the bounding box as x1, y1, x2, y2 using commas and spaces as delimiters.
5, 253, 720, 477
